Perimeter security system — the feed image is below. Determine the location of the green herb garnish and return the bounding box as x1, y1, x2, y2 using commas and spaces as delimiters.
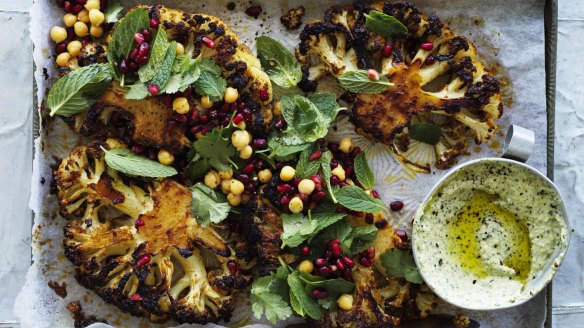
354, 152, 375, 190
107, 8, 150, 78
338, 70, 393, 94
409, 123, 442, 145
334, 185, 385, 213
364, 11, 408, 39
380, 248, 424, 284
193, 71, 227, 102
138, 28, 171, 82
256, 36, 302, 89
281, 212, 346, 248
102, 147, 177, 178
190, 183, 231, 226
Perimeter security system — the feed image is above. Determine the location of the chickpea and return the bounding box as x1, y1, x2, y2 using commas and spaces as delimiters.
172, 97, 190, 114
273, 101, 282, 116
289, 196, 304, 213
231, 130, 251, 150
279, 166, 296, 182
257, 169, 273, 183
77, 9, 90, 23
221, 179, 232, 194
74, 21, 89, 37
227, 193, 241, 206
63, 13, 78, 27
239, 145, 253, 160
50, 26, 68, 43
298, 179, 316, 195
84, 0, 101, 11
298, 260, 314, 273
56, 52, 71, 67
339, 137, 353, 154
230, 179, 245, 195
176, 43, 185, 55
337, 294, 353, 311
67, 40, 83, 57
89, 9, 105, 27
90, 25, 104, 38
218, 167, 233, 180
204, 170, 221, 189
332, 165, 346, 181
224, 87, 239, 104
200, 95, 214, 109
157, 150, 174, 166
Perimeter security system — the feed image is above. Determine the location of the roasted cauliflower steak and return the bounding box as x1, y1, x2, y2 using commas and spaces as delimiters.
297, 0, 502, 172
69, 5, 273, 153
55, 142, 250, 324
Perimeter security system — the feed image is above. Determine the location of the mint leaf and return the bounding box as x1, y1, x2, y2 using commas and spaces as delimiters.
150, 41, 177, 89
107, 8, 150, 77
194, 71, 227, 102
345, 225, 378, 254
124, 82, 150, 100
160, 74, 183, 94
251, 274, 293, 324
268, 137, 310, 160
104, 0, 124, 23
338, 70, 393, 94
288, 272, 322, 320
364, 11, 408, 39
299, 272, 355, 297
380, 248, 424, 284
281, 94, 329, 143
199, 58, 222, 75
102, 147, 177, 178
139, 28, 170, 82
310, 213, 347, 239
307, 93, 341, 123
409, 123, 442, 145
190, 184, 231, 226
295, 145, 321, 179
47, 64, 113, 117
320, 151, 338, 203
281, 213, 318, 248
335, 185, 385, 213
256, 36, 302, 88
354, 152, 375, 190
192, 128, 237, 172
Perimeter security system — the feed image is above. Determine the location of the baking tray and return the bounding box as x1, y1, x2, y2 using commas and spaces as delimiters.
25, 0, 559, 326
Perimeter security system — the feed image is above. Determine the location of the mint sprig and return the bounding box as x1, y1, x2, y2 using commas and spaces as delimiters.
256, 36, 302, 89
354, 152, 375, 190
338, 70, 393, 94
364, 11, 408, 39
139, 28, 171, 82
334, 185, 385, 213
193, 71, 227, 102
107, 8, 150, 78
380, 248, 424, 284
102, 147, 177, 178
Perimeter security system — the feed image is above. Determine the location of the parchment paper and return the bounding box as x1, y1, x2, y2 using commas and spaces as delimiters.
17, 0, 549, 327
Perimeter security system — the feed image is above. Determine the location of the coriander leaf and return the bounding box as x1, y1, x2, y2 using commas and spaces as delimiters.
320, 151, 337, 203
104, 0, 124, 23
409, 123, 442, 145
288, 272, 322, 320
124, 82, 150, 100
281, 94, 328, 143
346, 225, 378, 254
338, 70, 393, 94
281, 213, 319, 248
192, 128, 237, 172
251, 275, 293, 324
354, 152, 375, 190
47, 64, 113, 117
256, 36, 302, 88
184, 156, 211, 180
190, 184, 231, 226
380, 248, 424, 284
335, 185, 385, 213
307, 93, 342, 124
194, 71, 227, 102
107, 8, 150, 77
150, 41, 177, 89
139, 28, 170, 82
102, 147, 177, 178
364, 11, 408, 39
199, 58, 222, 75
295, 145, 321, 179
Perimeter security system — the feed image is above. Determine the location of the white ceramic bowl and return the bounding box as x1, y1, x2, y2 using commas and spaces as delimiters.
412, 158, 569, 310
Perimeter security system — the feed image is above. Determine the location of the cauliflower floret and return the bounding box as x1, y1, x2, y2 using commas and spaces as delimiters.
57, 142, 250, 324
280, 6, 306, 30
297, 0, 503, 172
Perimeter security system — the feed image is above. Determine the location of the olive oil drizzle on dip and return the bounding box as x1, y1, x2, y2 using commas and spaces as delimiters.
414, 161, 568, 309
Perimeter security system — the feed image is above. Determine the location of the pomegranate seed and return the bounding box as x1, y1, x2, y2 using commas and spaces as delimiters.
366, 246, 375, 259
134, 33, 145, 45
308, 150, 322, 161
318, 266, 332, 276
383, 44, 392, 57
293, 178, 302, 186
131, 145, 144, 154
325, 250, 332, 259
245, 5, 263, 18
371, 190, 380, 199
396, 230, 409, 242
315, 258, 327, 267
161, 95, 172, 108
275, 118, 286, 130
336, 207, 347, 213
75, 0, 87, 5
342, 256, 355, 268
351, 147, 361, 157
142, 29, 152, 42
311, 288, 328, 299
130, 294, 143, 301
309, 201, 318, 210
135, 55, 148, 64
209, 109, 219, 119
64, 1, 72, 12
299, 193, 309, 202
342, 268, 353, 280
245, 183, 256, 191
72, 4, 83, 13
227, 260, 238, 275
367, 69, 380, 81
359, 256, 372, 267
330, 176, 341, 185
242, 108, 252, 120
202, 36, 215, 48
138, 43, 150, 57
202, 124, 214, 134
311, 191, 326, 201
55, 42, 68, 54
190, 109, 199, 121
277, 184, 293, 194
191, 125, 203, 134
302, 246, 311, 256
252, 139, 267, 149
66, 27, 75, 41
421, 41, 434, 51
136, 255, 150, 267
280, 196, 291, 205
233, 113, 244, 124
425, 56, 435, 65
344, 166, 353, 177
375, 220, 388, 229
259, 88, 269, 101
310, 175, 322, 185
200, 114, 209, 124
329, 239, 340, 247
130, 48, 139, 59
148, 84, 159, 95
243, 164, 255, 174
134, 218, 145, 228
238, 174, 251, 183
365, 213, 374, 224
330, 159, 339, 168
329, 143, 339, 152
119, 59, 129, 74
336, 259, 345, 271
390, 201, 404, 211
149, 18, 159, 29
340, 181, 349, 188
175, 114, 188, 123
